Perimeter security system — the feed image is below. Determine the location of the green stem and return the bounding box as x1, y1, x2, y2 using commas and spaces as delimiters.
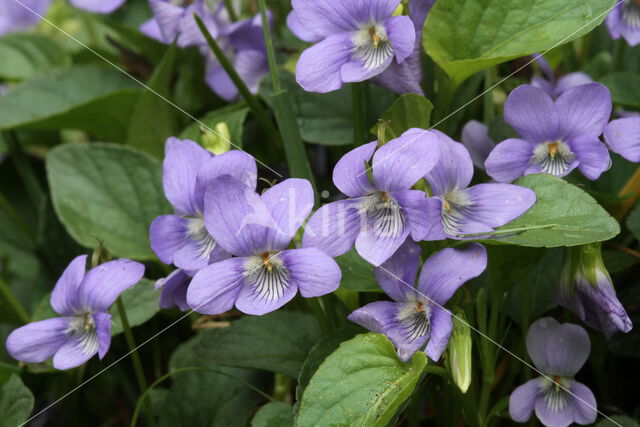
194, 14, 278, 141
222, 0, 238, 22
433, 70, 460, 127
131, 367, 273, 427
0, 277, 30, 324
352, 82, 367, 145
116, 298, 155, 427
258, 0, 280, 94
482, 68, 495, 124
423, 365, 449, 379
0, 191, 35, 244
306, 297, 330, 335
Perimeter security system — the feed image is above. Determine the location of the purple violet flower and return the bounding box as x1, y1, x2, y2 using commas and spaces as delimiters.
70, 0, 126, 14
348, 239, 487, 361
461, 120, 495, 171
302, 128, 440, 266
485, 84, 612, 182
557, 244, 632, 338
606, 0, 640, 47
531, 55, 593, 99
604, 116, 640, 162
509, 317, 597, 427
288, 0, 416, 93
5, 255, 144, 370
424, 131, 536, 240
149, 137, 257, 272
187, 176, 341, 315
0, 0, 51, 36
155, 268, 192, 311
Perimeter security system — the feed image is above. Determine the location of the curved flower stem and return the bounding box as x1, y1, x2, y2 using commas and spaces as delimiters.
130, 367, 274, 427
116, 297, 155, 427
0, 277, 30, 324
352, 82, 367, 145
423, 365, 448, 379
193, 14, 279, 142
615, 166, 640, 221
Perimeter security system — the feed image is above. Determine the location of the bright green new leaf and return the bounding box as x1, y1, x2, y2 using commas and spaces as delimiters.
483, 174, 620, 247
296, 333, 427, 426
0, 33, 70, 81
0, 375, 34, 427
599, 73, 640, 109
180, 103, 250, 151
370, 94, 433, 139
424, 0, 615, 85
335, 249, 383, 292
0, 65, 141, 142
47, 143, 170, 260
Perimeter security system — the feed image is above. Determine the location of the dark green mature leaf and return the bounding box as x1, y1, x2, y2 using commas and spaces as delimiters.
0, 33, 70, 80
126, 44, 179, 158
626, 202, 640, 241
47, 143, 170, 260
335, 249, 383, 292
296, 333, 427, 426
597, 415, 640, 427
0, 65, 140, 142
371, 94, 433, 138
180, 103, 250, 151
251, 402, 294, 427
110, 279, 160, 334
484, 174, 620, 247
0, 374, 34, 427
424, 0, 615, 84
599, 73, 640, 109
261, 72, 395, 145
194, 311, 321, 378
157, 334, 270, 427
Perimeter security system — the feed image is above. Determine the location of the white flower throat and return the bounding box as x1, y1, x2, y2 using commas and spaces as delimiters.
623, 0, 640, 28
397, 301, 430, 342
66, 313, 99, 355
362, 192, 406, 238
532, 140, 575, 176
187, 216, 217, 260
244, 252, 290, 302
541, 376, 571, 413
353, 24, 393, 71
441, 190, 473, 236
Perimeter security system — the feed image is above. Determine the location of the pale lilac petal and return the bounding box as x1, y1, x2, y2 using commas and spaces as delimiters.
261, 179, 314, 250
50, 255, 87, 316
163, 138, 212, 216
332, 141, 377, 198
417, 243, 487, 305
0, 0, 51, 35
197, 150, 258, 208
545, 324, 590, 377
347, 300, 398, 335
526, 317, 561, 373
509, 379, 542, 423
186, 257, 246, 314
235, 257, 298, 315
606, 6, 622, 39
296, 33, 354, 93
620, 22, 640, 46
205, 63, 237, 102
504, 85, 560, 143
464, 183, 536, 228
341, 50, 394, 83
409, 0, 435, 33
374, 238, 421, 301
424, 305, 452, 361
70, 0, 125, 13
286, 10, 322, 43
461, 120, 494, 170
422, 198, 447, 241
392, 190, 430, 240
172, 236, 230, 271
535, 54, 554, 81
556, 83, 612, 140
233, 49, 268, 94
80, 259, 145, 312
604, 117, 640, 162
531, 76, 555, 97
425, 131, 474, 195
156, 269, 191, 311
149, 0, 184, 43
302, 199, 363, 257
385, 15, 416, 63
280, 247, 341, 297
534, 393, 574, 427
373, 50, 424, 95
372, 128, 440, 192
571, 381, 597, 425
485, 138, 534, 183
355, 217, 410, 266
139, 19, 164, 42
149, 215, 189, 266
570, 135, 611, 181
94, 312, 111, 359
553, 72, 593, 97
6, 318, 69, 364
53, 333, 97, 370
204, 175, 271, 256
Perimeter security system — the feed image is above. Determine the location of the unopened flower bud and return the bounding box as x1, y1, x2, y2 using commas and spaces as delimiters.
449, 309, 472, 393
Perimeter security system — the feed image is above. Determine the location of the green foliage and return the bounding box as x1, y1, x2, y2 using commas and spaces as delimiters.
370, 93, 434, 139
485, 174, 620, 247
251, 402, 294, 427
626, 202, 640, 241
0, 33, 70, 81
296, 333, 427, 426
109, 279, 160, 334
424, 0, 615, 84
335, 249, 383, 292
0, 374, 34, 427
0, 65, 141, 142
194, 311, 321, 378
180, 103, 250, 151
47, 143, 170, 260
599, 72, 640, 109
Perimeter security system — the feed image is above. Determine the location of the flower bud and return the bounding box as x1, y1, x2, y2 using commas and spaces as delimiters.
558, 243, 632, 337
201, 122, 231, 155
448, 309, 472, 393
